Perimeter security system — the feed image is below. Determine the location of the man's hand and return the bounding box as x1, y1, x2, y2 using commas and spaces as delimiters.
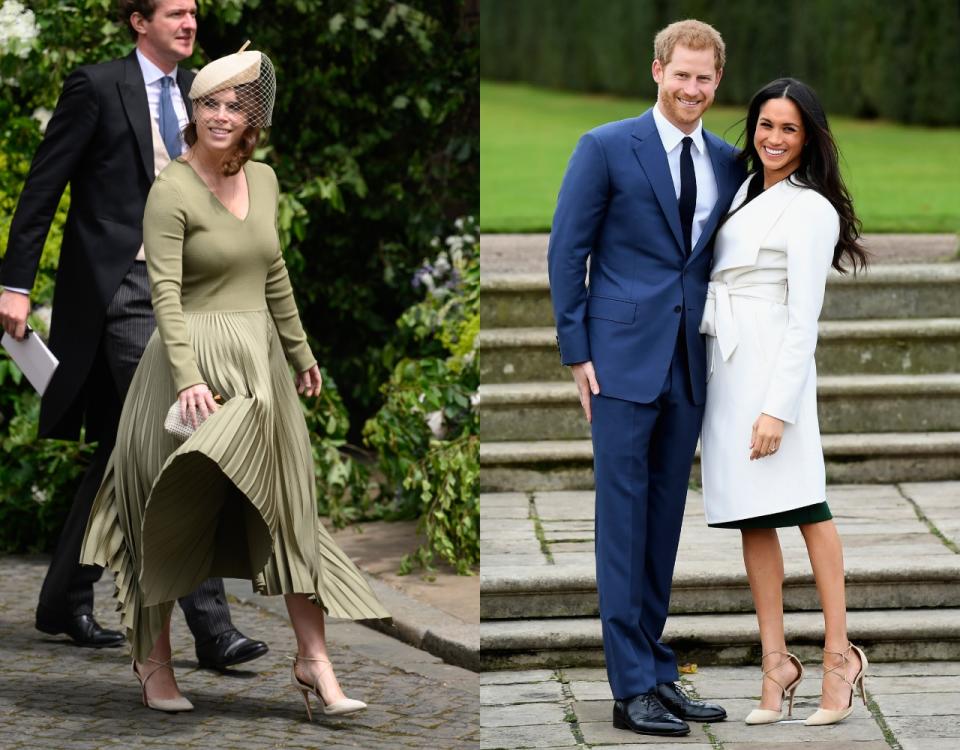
571, 361, 600, 423
0, 290, 31, 340
750, 413, 784, 460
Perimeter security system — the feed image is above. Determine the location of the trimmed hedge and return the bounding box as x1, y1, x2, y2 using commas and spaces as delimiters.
479, 0, 960, 126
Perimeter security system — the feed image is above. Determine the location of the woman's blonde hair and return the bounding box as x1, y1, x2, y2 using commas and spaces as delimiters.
654, 19, 725, 71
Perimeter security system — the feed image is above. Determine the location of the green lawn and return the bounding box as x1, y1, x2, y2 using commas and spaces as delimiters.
481, 81, 960, 234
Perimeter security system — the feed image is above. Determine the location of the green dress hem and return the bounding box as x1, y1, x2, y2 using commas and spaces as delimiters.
709, 501, 832, 529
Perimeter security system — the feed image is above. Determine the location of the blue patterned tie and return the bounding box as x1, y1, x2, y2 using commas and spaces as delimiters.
159, 76, 181, 158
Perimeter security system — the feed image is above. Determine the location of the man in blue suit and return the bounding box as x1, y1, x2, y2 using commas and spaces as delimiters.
548, 20, 746, 737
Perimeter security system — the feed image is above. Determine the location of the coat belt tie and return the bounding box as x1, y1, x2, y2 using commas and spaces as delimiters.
699, 280, 788, 367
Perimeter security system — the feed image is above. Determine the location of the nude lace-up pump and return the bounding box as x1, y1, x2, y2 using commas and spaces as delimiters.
744, 651, 804, 725
290, 655, 367, 720
804, 643, 868, 726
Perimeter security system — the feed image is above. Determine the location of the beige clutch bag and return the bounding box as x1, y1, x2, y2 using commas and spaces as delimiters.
164, 394, 224, 441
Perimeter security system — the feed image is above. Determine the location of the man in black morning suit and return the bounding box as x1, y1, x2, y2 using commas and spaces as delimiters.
0, 0, 267, 669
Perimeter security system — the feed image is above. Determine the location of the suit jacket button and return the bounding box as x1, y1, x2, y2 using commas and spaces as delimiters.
673, 305, 682, 313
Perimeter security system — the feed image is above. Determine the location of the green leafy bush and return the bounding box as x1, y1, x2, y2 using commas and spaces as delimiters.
363, 218, 479, 574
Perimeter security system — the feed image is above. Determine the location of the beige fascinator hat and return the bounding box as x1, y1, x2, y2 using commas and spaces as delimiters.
189, 41, 276, 127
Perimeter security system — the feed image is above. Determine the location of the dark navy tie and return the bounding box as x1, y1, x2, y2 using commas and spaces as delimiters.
159, 76, 181, 158
679, 136, 697, 255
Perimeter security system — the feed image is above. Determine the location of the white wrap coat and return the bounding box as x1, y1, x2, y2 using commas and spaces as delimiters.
699, 176, 840, 525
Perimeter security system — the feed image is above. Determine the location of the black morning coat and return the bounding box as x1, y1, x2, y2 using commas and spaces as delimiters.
1, 51, 194, 441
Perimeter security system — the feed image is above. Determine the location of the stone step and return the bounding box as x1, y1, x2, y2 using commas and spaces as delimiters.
479, 319, 960, 383
481, 260, 960, 328
479, 433, 960, 491
479, 609, 960, 670
479, 375, 960, 441
481, 557, 960, 619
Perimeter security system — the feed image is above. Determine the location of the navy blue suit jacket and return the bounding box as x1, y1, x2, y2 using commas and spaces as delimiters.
548, 109, 746, 406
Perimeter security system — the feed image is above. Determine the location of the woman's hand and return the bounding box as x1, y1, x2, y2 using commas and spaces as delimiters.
295, 364, 323, 398
750, 413, 784, 460
178, 383, 219, 428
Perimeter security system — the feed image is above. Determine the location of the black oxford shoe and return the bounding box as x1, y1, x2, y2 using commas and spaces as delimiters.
656, 681, 728, 722
196, 629, 269, 670
36, 612, 125, 648
613, 691, 690, 736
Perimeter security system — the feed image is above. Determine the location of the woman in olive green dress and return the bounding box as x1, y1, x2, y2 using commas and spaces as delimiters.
81, 47, 388, 719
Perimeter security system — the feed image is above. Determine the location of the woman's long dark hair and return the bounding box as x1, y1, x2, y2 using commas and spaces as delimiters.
739, 78, 868, 274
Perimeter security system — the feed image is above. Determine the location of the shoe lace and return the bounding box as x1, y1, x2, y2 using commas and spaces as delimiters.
669, 680, 696, 701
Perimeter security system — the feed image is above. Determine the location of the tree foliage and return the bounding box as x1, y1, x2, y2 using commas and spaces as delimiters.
480, 0, 960, 126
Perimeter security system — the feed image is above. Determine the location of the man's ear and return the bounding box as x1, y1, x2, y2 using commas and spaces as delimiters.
130, 12, 147, 35
714, 67, 724, 88
652, 59, 664, 84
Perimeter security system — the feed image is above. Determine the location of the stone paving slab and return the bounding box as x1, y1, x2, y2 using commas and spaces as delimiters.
0, 556, 477, 749
480, 701, 568, 727
481, 723, 578, 749
579, 719, 712, 744
480, 662, 960, 748
481, 681, 565, 706
901, 741, 960, 750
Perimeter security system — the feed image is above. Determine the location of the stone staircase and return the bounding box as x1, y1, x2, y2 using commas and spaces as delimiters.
480, 255, 960, 491
479, 234, 960, 669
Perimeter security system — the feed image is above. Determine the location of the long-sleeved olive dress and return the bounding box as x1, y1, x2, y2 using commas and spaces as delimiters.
81, 158, 388, 662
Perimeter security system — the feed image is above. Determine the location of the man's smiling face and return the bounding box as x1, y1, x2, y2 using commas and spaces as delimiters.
652, 44, 722, 134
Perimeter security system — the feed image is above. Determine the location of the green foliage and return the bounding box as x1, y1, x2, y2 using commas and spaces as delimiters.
363, 218, 479, 574
300, 367, 373, 529
480, 0, 960, 126
0, 356, 93, 553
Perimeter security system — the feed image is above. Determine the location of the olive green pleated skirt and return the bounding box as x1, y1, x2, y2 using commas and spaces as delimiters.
708, 501, 833, 529
80, 309, 389, 662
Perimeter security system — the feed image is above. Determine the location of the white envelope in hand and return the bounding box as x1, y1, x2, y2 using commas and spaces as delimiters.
1, 328, 59, 395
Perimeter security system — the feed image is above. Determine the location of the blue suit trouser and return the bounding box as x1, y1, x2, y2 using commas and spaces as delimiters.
591, 329, 703, 699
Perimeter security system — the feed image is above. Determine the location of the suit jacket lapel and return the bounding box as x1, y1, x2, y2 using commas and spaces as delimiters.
117, 51, 154, 183
688, 129, 734, 263
177, 68, 193, 120
631, 111, 685, 257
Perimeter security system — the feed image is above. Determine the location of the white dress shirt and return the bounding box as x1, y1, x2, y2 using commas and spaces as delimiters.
2, 52, 189, 295
652, 103, 719, 251
136, 48, 189, 142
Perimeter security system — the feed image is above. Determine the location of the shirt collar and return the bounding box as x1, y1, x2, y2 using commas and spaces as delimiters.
136, 48, 178, 85
652, 102, 705, 155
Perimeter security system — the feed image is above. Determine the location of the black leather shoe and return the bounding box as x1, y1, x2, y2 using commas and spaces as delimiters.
613, 691, 690, 736
36, 612, 125, 648
196, 629, 269, 670
656, 681, 727, 722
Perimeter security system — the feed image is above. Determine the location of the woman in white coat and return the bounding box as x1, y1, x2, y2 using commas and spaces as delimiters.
699, 78, 869, 727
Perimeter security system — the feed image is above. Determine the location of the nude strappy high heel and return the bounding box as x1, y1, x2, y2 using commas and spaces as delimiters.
804, 643, 868, 726
290, 655, 366, 720
132, 658, 194, 713
744, 651, 804, 725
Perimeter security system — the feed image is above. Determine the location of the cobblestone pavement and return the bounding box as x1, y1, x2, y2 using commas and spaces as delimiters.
481, 662, 960, 749
0, 556, 478, 749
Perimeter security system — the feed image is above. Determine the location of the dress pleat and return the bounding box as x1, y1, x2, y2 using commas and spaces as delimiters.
81, 309, 389, 662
